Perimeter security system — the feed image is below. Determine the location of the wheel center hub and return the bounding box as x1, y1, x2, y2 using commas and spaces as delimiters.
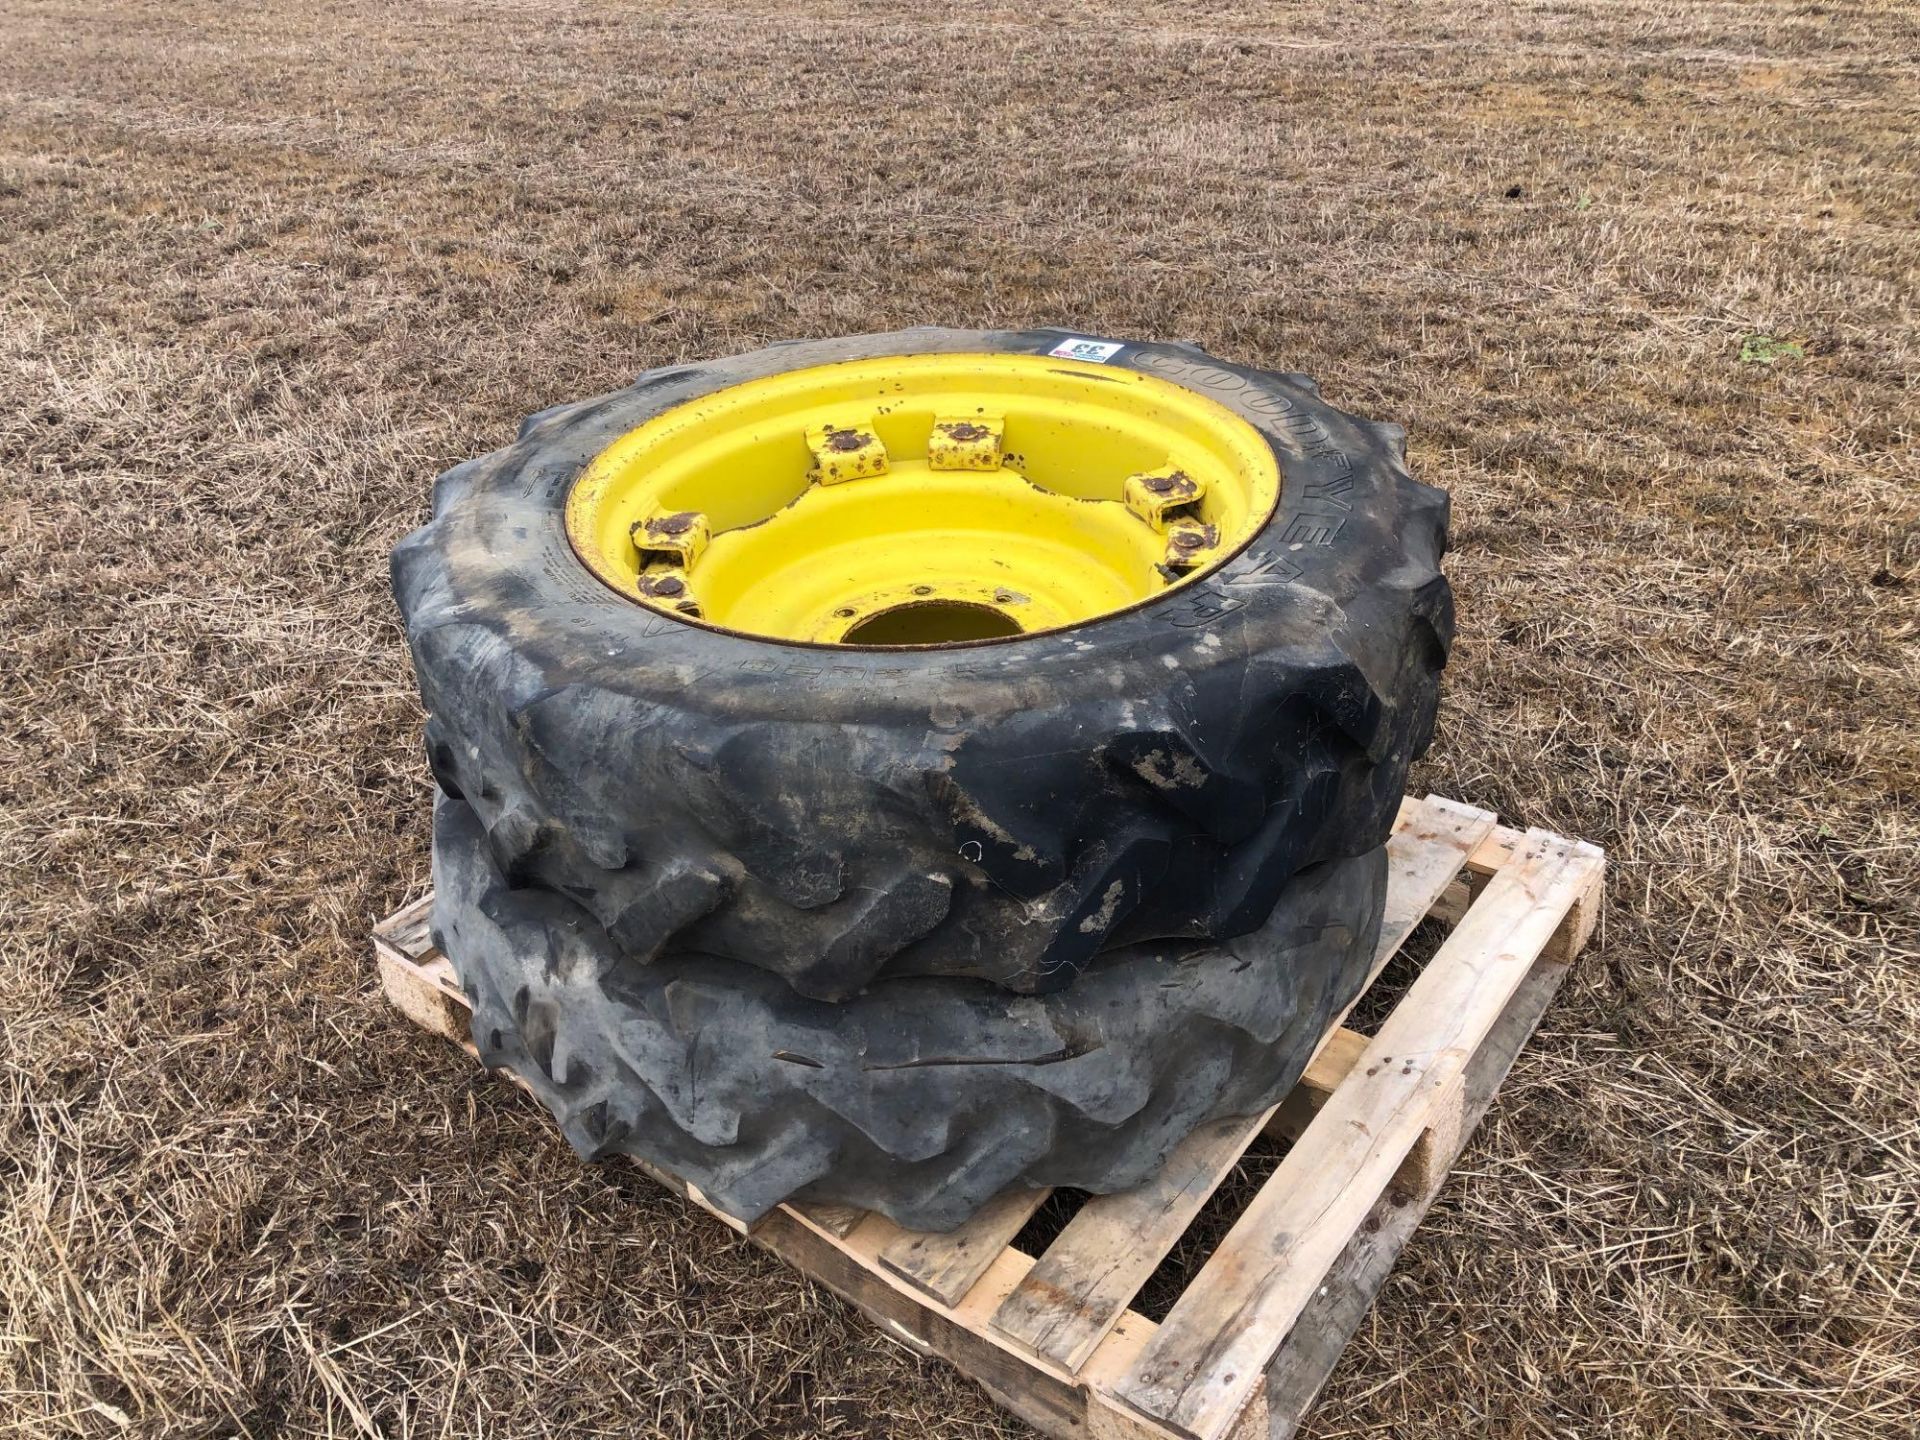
564, 352, 1282, 647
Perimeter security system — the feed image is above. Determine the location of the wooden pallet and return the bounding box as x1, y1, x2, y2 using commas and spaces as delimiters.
374, 794, 1603, 1440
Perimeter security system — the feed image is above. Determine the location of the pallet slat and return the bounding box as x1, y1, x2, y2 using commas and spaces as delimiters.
1105, 828, 1605, 1440
879, 1185, 1055, 1306
759, 1208, 1091, 1438
993, 1108, 1271, 1374
1258, 950, 1573, 1439
795, 1203, 868, 1240
988, 795, 1495, 1373
1367, 796, 1499, 984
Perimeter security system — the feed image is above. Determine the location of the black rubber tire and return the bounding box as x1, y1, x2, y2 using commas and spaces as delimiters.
393, 327, 1450, 1001
430, 790, 1385, 1230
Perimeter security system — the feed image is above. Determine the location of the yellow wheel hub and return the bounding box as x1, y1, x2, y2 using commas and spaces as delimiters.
565, 353, 1282, 647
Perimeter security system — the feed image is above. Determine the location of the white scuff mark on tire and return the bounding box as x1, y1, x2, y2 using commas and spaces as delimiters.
1079, 878, 1128, 934
1131, 750, 1208, 791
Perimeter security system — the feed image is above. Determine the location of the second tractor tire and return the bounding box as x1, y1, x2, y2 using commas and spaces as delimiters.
430, 789, 1386, 1230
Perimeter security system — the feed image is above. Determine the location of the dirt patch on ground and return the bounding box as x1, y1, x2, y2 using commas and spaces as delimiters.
3, 1, 1915, 1435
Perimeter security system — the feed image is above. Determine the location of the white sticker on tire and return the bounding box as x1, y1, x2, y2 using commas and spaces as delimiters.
1048, 337, 1125, 363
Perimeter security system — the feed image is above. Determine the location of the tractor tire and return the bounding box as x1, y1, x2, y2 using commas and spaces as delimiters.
430, 790, 1385, 1230
392, 327, 1450, 1000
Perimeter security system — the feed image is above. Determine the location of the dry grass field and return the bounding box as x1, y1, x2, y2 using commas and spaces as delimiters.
3, 0, 1917, 1435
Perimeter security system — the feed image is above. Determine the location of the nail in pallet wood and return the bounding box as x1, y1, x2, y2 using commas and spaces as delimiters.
374, 795, 1604, 1440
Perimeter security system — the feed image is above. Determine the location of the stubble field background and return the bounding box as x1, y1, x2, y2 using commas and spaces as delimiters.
2, 1, 1916, 1436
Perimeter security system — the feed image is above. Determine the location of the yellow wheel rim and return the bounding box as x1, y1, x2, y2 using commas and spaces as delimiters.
564, 352, 1282, 647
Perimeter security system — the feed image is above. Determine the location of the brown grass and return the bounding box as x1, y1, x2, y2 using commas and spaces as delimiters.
2, 0, 1916, 1435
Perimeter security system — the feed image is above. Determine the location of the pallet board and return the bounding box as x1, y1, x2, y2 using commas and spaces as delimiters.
374, 795, 1603, 1440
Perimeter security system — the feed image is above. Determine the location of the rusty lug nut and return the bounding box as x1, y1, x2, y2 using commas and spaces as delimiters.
825, 428, 869, 452
650, 511, 698, 536
1172, 530, 1208, 550
941, 422, 990, 443
646, 575, 687, 597
1143, 473, 1177, 494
